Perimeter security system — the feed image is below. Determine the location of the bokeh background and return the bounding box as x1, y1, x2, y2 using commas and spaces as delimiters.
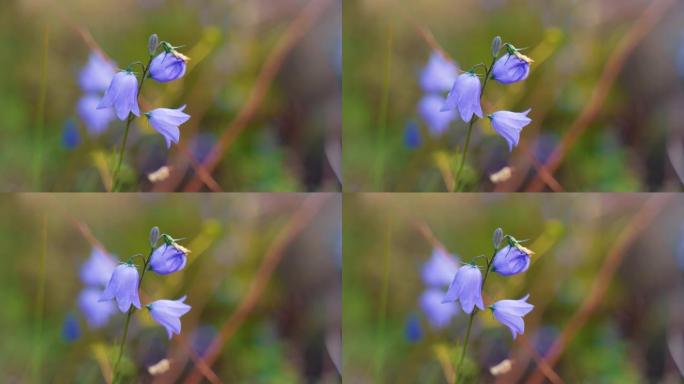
343, 0, 684, 192
344, 194, 684, 382
0, 194, 341, 383
0, 0, 340, 192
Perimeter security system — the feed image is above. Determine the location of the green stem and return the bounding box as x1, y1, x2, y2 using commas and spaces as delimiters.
455, 247, 498, 383
111, 248, 152, 383
453, 56, 498, 191
111, 55, 153, 192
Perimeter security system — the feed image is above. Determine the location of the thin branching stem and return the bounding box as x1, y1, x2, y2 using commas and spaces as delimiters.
111, 55, 154, 192
455, 246, 498, 382
454, 56, 497, 191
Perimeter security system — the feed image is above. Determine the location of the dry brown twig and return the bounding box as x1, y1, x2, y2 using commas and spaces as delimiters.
526, 195, 672, 383
184, 0, 333, 191
183, 195, 327, 383
525, 0, 677, 191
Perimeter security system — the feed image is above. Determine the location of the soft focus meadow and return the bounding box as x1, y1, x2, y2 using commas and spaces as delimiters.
343, 0, 684, 192
343, 194, 684, 382
0, 0, 340, 192
0, 194, 341, 383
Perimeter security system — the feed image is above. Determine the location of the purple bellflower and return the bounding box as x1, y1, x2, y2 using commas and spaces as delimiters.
442, 72, 483, 122
492, 244, 531, 276
80, 248, 118, 287
489, 109, 532, 151
420, 288, 459, 329
149, 242, 188, 275
491, 294, 534, 339
78, 288, 117, 329
420, 52, 458, 93
419, 95, 457, 136
98, 71, 141, 120
421, 247, 459, 287
145, 106, 190, 148
79, 52, 117, 93
100, 263, 141, 313
443, 264, 484, 314
77, 95, 115, 136
491, 53, 531, 84
149, 51, 188, 83
147, 296, 192, 339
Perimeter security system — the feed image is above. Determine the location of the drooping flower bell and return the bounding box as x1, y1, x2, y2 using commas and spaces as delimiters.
147, 296, 192, 339
100, 263, 141, 313
149, 242, 188, 275
79, 248, 118, 287
149, 43, 189, 83
78, 288, 117, 329
491, 52, 531, 84
145, 105, 190, 148
79, 52, 117, 93
491, 294, 534, 339
420, 288, 459, 329
77, 95, 115, 136
492, 243, 532, 276
421, 247, 459, 287
419, 94, 457, 136
443, 264, 484, 314
420, 52, 458, 93
489, 109, 532, 151
442, 72, 483, 123
98, 71, 141, 120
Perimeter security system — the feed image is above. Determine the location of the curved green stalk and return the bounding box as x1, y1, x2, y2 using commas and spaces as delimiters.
453, 56, 497, 191
111, 55, 154, 192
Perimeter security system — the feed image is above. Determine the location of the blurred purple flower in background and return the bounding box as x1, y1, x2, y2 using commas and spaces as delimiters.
149, 243, 188, 275
78, 52, 117, 93
419, 95, 457, 136
421, 247, 459, 287
77, 95, 115, 136
420, 52, 458, 93
404, 313, 423, 343
492, 244, 531, 276
78, 288, 117, 329
489, 109, 532, 151
61, 313, 81, 342
61, 120, 81, 149
80, 248, 118, 287
145, 106, 190, 148
491, 294, 534, 339
442, 73, 483, 122
147, 296, 192, 339
403, 121, 422, 150
491, 53, 530, 84
98, 71, 141, 120
149, 51, 188, 83
100, 263, 141, 312
420, 288, 460, 329
443, 264, 484, 314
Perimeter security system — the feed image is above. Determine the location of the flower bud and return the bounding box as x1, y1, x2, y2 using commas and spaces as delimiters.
148, 34, 159, 56
491, 36, 502, 57
493, 227, 504, 248
149, 226, 160, 247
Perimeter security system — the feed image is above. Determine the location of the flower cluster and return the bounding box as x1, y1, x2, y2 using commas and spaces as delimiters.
77, 228, 192, 340
443, 229, 534, 339
418, 247, 460, 329
76, 52, 117, 137
441, 39, 534, 152
96, 38, 191, 148
416, 52, 458, 138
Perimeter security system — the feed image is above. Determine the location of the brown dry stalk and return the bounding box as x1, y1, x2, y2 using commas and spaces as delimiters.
525, 0, 677, 191
526, 195, 672, 383
184, 196, 327, 383
184, 0, 333, 191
